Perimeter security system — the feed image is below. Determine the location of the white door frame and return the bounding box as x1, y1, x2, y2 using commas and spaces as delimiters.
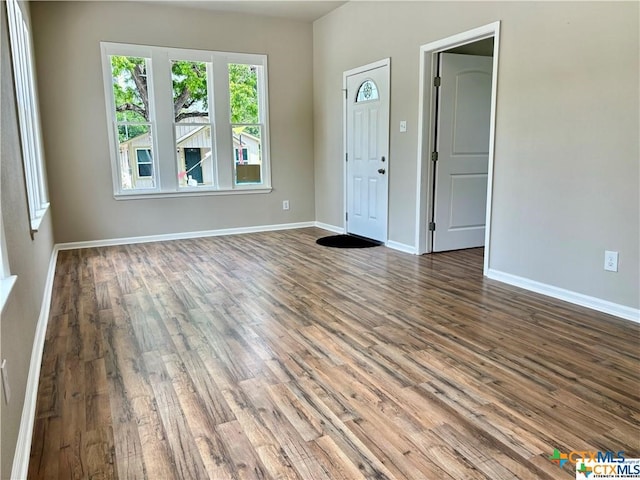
343, 58, 391, 240
414, 22, 500, 274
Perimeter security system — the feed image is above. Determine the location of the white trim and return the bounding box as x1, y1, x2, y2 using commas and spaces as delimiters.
56, 221, 315, 251
113, 187, 272, 200
415, 22, 500, 276
343, 57, 390, 78
342, 57, 391, 241
487, 269, 640, 324
11, 248, 59, 480
314, 222, 344, 234
0, 215, 18, 313
0, 275, 18, 314
385, 240, 416, 255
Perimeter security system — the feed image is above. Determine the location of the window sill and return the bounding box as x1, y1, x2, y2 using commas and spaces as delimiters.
0, 275, 18, 314
30, 203, 50, 232
113, 187, 272, 200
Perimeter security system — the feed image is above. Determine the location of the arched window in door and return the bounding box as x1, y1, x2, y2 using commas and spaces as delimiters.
356, 79, 379, 102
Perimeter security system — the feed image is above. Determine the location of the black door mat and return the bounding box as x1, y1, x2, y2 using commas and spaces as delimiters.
316, 234, 382, 249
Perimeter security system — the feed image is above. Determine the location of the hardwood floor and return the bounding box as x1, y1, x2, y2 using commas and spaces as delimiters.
28, 228, 639, 479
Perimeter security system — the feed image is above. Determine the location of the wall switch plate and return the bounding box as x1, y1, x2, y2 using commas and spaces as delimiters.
604, 250, 618, 272
399, 121, 407, 133
282, 200, 290, 211
1, 359, 10, 404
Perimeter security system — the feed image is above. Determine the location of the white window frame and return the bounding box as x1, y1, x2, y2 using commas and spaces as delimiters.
6, 0, 50, 231
0, 214, 18, 314
101, 42, 272, 199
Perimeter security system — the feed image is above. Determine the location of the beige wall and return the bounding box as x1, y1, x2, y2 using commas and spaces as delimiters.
1, 1, 56, 477
30, 1, 315, 244
314, 1, 639, 309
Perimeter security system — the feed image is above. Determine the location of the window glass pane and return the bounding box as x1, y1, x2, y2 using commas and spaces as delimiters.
172, 60, 209, 123
136, 149, 153, 177
229, 64, 260, 124
233, 126, 262, 185
356, 80, 379, 102
117, 124, 155, 190
111, 56, 151, 123
138, 163, 152, 177
176, 125, 214, 187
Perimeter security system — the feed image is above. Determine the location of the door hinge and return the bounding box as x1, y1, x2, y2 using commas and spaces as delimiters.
345, 152, 348, 162
346, 212, 348, 221
431, 152, 438, 162
433, 76, 441, 87
428, 222, 436, 231
344, 89, 348, 99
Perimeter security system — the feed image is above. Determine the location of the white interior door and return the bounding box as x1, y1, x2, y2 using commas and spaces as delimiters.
346, 65, 389, 242
433, 53, 493, 252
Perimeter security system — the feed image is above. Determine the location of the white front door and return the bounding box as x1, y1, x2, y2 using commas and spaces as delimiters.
346, 64, 390, 242
433, 53, 493, 252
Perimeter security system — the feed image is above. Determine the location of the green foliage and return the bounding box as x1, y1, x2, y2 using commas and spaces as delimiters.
111, 56, 148, 123
172, 61, 209, 121
111, 57, 260, 142
229, 64, 259, 125
117, 124, 149, 143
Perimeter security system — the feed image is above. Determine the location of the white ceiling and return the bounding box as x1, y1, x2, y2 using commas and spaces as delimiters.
154, 1, 347, 22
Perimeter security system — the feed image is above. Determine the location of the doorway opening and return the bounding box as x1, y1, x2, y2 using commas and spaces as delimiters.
415, 22, 500, 275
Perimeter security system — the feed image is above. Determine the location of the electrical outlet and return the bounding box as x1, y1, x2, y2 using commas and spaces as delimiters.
399, 121, 407, 133
282, 200, 290, 211
1, 359, 10, 404
604, 250, 618, 272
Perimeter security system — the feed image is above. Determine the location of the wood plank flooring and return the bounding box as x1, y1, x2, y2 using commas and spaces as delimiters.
28, 228, 639, 479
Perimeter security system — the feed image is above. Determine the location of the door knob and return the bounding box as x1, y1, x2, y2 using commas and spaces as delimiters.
377, 168, 386, 174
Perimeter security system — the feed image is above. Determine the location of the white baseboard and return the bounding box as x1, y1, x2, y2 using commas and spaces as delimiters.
11, 248, 59, 480
56, 221, 316, 250
313, 222, 344, 234
487, 268, 640, 323
385, 240, 417, 254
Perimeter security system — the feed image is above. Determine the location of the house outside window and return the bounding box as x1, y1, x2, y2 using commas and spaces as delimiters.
101, 42, 271, 197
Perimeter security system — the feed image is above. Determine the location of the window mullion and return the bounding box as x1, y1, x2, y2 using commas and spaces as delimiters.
151, 49, 177, 191
212, 58, 233, 190
207, 61, 218, 188
257, 64, 271, 188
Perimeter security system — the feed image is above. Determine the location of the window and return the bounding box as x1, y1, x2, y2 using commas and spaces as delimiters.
0, 214, 17, 313
229, 63, 263, 184
356, 79, 379, 102
6, 0, 50, 230
101, 43, 271, 197
111, 55, 156, 190
235, 148, 248, 163
135, 149, 153, 178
